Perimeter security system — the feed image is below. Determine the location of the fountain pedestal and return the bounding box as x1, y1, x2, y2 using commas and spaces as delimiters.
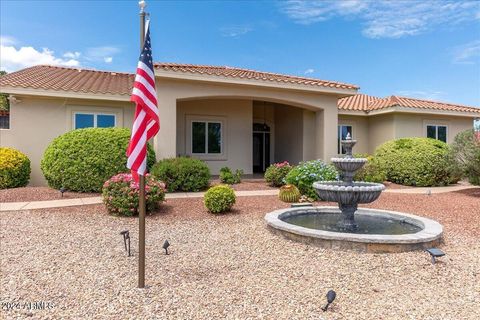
314, 133, 385, 231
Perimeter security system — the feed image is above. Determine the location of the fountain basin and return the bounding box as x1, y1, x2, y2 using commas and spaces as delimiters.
313, 181, 385, 204
331, 157, 367, 172
265, 207, 443, 253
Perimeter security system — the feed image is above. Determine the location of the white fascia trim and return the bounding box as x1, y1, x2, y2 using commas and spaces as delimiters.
154, 70, 358, 96
0, 87, 131, 102
338, 107, 480, 118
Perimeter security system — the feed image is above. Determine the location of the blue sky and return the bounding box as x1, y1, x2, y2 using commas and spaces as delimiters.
1, 0, 479, 106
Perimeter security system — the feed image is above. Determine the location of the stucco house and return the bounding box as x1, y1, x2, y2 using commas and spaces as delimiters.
1, 64, 479, 186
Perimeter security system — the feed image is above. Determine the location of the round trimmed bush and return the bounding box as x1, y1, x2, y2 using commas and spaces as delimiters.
450, 129, 480, 185
151, 157, 210, 192
285, 160, 338, 200
102, 173, 166, 216
353, 154, 386, 183
264, 161, 293, 187
204, 184, 236, 213
0, 147, 31, 189
374, 137, 456, 187
41, 128, 156, 192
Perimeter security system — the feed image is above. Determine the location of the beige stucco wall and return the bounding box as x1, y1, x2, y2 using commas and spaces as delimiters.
338, 115, 369, 155
176, 99, 253, 174
393, 113, 474, 144
0, 96, 134, 186
366, 114, 396, 154
155, 78, 341, 165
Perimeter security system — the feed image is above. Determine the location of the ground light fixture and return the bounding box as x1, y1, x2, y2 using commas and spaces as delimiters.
426, 248, 445, 264
162, 240, 170, 255
322, 290, 336, 312
120, 230, 131, 256
60, 187, 66, 197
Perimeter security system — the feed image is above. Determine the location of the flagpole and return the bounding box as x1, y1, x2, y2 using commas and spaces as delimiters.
138, 0, 147, 289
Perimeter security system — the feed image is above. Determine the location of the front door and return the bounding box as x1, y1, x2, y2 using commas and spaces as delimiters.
253, 123, 270, 173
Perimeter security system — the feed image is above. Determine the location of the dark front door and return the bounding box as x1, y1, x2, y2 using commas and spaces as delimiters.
253, 123, 270, 173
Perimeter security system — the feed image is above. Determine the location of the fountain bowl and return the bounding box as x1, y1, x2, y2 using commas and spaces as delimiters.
265, 206, 443, 253
331, 157, 367, 172
313, 181, 385, 204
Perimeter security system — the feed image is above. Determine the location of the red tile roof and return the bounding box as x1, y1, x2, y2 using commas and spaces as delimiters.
0, 65, 134, 96
339, 94, 480, 114
154, 63, 359, 90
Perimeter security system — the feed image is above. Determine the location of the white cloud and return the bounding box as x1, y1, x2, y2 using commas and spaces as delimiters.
85, 46, 120, 62
63, 51, 81, 59
220, 25, 253, 37
395, 90, 446, 101
452, 40, 480, 64
0, 44, 80, 72
304, 68, 314, 74
0, 35, 16, 46
280, 0, 480, 39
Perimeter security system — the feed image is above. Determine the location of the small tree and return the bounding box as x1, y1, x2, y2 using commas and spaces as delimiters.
450, 129, 480, 185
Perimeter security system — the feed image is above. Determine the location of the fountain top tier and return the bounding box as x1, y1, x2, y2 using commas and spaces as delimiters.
330, 133, 367, 185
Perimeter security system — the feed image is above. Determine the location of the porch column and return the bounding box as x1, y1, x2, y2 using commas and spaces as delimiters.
154, 96, 177, 160
315, 106, 338, 162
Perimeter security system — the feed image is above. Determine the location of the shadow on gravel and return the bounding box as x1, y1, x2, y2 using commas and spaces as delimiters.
451, 188, 480, 198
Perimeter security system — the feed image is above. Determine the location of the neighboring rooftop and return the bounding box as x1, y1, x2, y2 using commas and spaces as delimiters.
339, 94, 480, 114
154, 63, 359, 90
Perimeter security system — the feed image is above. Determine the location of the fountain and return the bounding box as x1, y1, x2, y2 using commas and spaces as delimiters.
265, 134, 443, 253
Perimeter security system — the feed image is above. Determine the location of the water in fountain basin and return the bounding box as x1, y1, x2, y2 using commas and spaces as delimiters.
282, 212, 422, 235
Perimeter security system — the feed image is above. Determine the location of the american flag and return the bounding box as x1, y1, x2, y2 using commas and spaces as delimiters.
127, 20, 159, 180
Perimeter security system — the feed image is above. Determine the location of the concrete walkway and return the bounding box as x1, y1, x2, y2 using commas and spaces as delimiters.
0, 189, 279, 211
1, 185, 477, 212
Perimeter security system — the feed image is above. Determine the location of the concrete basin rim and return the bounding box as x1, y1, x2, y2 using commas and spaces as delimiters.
264, 206, 443, 244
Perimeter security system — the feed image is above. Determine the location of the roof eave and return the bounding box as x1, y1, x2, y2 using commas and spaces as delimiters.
154, 70, 358, 96
368, 106, 480, 118
0, 86, 131, 102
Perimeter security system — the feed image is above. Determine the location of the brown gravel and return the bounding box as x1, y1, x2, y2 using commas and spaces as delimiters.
1, 191, 479, 319
0, 187, 100, 203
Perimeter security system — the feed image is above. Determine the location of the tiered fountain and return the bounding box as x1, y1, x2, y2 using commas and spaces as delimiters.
265, 135, 443, 253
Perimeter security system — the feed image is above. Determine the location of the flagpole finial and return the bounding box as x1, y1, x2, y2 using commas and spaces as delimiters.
139, 0, 146, 13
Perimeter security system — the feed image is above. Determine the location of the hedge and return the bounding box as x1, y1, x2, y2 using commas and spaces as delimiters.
0, 147, 31, 189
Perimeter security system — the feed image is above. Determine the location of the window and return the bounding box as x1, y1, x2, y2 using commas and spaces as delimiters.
191, 121, 222, 154
338, 125, 352, 154
74, 113, 116, 129
426, 125, 447, 143
0, 110, 9, 129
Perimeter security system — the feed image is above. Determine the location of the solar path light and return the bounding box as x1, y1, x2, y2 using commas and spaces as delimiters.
60, 187, 66, 197
162, 240, 170, 255
322, 290, 336, 312
120, 230, 131, 257
426, 248, 445, 264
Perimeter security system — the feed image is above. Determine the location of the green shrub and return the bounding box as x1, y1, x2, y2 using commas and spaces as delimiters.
0, 147, 31, 189
450, 129, 480, 185
219, 167, 243, 184
102, 173, 166, 216
204, 184, 236, 213
285, 160, 338, 200
41, 128, 155, 192
353, 154, 386, 183
278, 184, 301, 203
150, 157, 210, 192
374, 137, 456, 187
264, 161, 293, 187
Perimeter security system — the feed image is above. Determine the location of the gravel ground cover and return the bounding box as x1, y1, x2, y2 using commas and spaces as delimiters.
0, 187, 100, 203
1, 190, 479, 319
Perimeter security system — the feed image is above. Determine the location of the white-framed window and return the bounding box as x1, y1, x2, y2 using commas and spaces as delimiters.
338, 124, 353, 154
426, 124, 447, 143
191, 120, 222, 155
73, 112, 116, 129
